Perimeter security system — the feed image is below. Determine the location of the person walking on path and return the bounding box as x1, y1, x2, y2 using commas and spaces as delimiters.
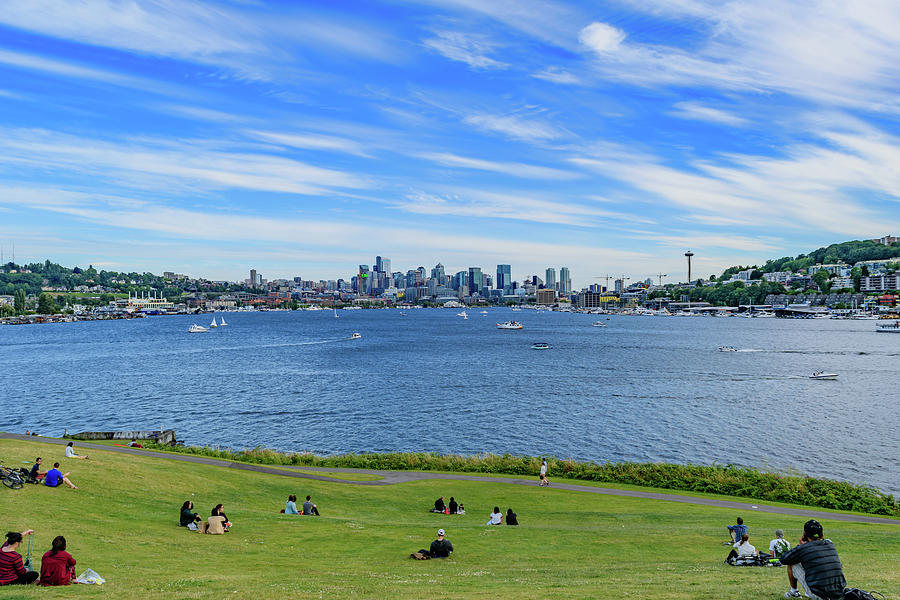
539, 458, 549, 486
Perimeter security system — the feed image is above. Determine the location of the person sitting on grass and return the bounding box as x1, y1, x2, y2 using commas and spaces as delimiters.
212, 504, 230, 531
29, 457, 46, 482
429, 528, 453, 558
506, 508, 518, 526
127, 439, 142, 448
44, 463, 77, 489
180, 501, 201, 527
486, 507, 503, 525
456, 503, 465, 515
284, 495, 299, 514
65, 442, 88, 460
432, 496, 446, 513
780, 520, 845, 600
727, 516, 747, 544
448, 497, 458, 515
302, 496, 320, 516
769, 529, 791, 559
39, 536, 76, 586
0, 530, 38, 586
726, 533, 757, 562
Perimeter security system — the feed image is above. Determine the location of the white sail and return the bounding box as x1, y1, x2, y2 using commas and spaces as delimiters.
210, 317, 217, 328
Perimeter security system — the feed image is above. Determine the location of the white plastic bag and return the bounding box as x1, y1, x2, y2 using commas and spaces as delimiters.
187, 522, 198, 531
75, 568, 105, 585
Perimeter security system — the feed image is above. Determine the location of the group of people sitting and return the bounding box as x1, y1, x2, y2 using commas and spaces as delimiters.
282, 495, 320, 516
179, 501, 232, 534
0, 531, 77, 587
486, 507, 518, 526
726, 517, 848, 600
27, 457, 78, 489
430, 496, 465, 515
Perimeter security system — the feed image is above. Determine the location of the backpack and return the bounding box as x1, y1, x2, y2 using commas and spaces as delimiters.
843, 589, 885, 600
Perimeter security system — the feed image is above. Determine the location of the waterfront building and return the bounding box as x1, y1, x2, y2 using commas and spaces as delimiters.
545, 268, 557, 291
468, 267, 483, 295
536, 289, 556, 305
559, 267, 571, 295
576, 291, 618, 308
496, 264, 511, 292
861, 275, 900, 292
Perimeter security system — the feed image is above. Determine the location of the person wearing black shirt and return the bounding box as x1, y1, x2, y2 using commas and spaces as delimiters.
429, 529, 453, 558
780, 520, 845, 600
432, 496, 446, 513
448, 497, 458, 515
506, 508, 518, 525
179, 501, 201, 527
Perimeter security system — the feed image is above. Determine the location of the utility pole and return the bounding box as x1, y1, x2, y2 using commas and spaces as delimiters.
656, 273, 667, 287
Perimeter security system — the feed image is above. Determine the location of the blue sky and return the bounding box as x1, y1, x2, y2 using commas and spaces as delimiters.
1, 0, 899, 286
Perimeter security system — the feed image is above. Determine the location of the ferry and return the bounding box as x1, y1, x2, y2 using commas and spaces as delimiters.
876, 321, 900, 333
497, 321, 523, 330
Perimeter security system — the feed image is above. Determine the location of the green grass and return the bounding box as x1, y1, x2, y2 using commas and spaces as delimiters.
2, 438, 898, 599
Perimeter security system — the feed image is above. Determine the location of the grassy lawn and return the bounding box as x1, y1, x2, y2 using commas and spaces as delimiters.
2, 438, 898, 599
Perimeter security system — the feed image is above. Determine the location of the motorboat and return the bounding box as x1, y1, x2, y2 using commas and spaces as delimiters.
531, 342, 551, 350
209, 317, 218, 328
591, 321, 607, 327
188, 324, 209, 333
480, 310, 488, 314
350, 333, 362, 339
876, 321, 900, 332
511, 308, 521, 312
718, 346, 737, 352
809, 372, 838, 380
497, 321, 523, 330
457, 311, 468, 320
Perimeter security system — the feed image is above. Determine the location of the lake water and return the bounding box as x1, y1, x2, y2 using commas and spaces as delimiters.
2, 309, 898, 494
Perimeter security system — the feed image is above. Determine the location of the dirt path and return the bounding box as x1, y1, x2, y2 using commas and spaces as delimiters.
3, 432, 896, 525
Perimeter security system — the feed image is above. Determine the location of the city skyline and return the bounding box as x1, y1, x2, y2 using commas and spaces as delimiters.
1, 2, 900, 285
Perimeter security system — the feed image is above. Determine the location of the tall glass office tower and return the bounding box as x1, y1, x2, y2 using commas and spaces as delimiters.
545, 267, 556, 291
496, 264, 511, 292
559, 267, 571, 295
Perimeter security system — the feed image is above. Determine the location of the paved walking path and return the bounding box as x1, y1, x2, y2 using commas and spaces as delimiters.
3, 433, 897, 526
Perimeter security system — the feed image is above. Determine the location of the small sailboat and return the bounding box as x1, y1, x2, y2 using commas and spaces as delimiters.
209, 317, 218, 328
333, 308, 339, 319
219, 316, 227, 326
188, 324, 209, 333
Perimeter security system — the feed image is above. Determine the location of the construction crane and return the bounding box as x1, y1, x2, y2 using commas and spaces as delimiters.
655, 273, 668, 286
593, 275, 612, 292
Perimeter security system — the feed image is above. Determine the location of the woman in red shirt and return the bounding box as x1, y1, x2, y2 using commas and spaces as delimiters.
0, 530, 38, 586
39, 536, 76, 586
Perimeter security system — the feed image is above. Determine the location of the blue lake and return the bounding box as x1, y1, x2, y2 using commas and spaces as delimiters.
2, 309, 898, 494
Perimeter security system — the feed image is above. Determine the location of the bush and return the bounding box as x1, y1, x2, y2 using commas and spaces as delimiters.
141, 443, 899, 517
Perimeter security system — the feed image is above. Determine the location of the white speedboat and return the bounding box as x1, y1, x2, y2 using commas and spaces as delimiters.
350, 333, 362, 339
511, 308, 521, 312
531, 342, 551, 350
188, 324, 209, 333
591, 321, 607, 327
718, 346, 737, 352
809, 372, 838, 380
209, 317, 217, 328
497, 321, 523, 330
457, 311, 468, 320
876, 321, 900, 332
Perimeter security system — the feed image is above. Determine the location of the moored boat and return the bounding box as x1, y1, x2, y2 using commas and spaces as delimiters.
876, 321, 900, 332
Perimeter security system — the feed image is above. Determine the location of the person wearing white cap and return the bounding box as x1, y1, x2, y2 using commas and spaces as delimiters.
429, 528, 453, 559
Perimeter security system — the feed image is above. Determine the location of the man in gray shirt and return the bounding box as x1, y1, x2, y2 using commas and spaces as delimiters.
302, 495, 320, 516
780, 520, 845, 599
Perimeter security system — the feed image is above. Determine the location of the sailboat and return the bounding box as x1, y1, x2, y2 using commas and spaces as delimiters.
333, 307, 339, 319
209, 316, 218, 328
219, 316, 227, 326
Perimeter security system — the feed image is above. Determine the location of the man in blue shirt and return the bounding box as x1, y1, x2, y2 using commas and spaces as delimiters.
43, 462, 77, 489
727, 517, 748, 543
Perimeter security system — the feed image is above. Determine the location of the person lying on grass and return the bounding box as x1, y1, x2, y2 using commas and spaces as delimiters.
0, 530, 38, 586
180, 501, 202, 527
44, 463, 77, 489
65, 442, 88, 460
39, 536, 76, 586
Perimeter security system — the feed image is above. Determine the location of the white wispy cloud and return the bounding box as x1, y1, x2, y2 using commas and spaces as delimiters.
247, 130, 372, 158
422, 30, 509, 69
579, 22, 627, 53
463, 112, 564, 141
0, 128, 370, 196
532, 67, 580, 85
418, 152, 580, 180
669, 102, 748, 126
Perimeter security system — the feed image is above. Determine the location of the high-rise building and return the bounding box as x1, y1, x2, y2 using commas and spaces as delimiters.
496, 264, 511, 292
545, 268, 557, 291
381, 258, 391, 278
559, 267, 571, 295
358, 265, 369, 294
406, 269, 418, 288
614, 278, 624, 294
374, 256, 382, 274
452, 271, 468, 291
249, 269, 257, 288
468, 267, 482, 295
431, 263, 445, 281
